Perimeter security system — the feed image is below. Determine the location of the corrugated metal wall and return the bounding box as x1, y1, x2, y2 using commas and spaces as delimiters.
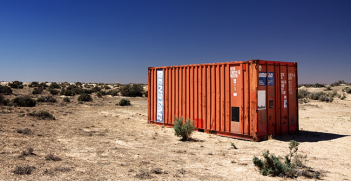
148, 60, 298, 141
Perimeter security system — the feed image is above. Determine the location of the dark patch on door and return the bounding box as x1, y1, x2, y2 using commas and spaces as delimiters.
269, 100, 274, 108
231, 107, 239, 122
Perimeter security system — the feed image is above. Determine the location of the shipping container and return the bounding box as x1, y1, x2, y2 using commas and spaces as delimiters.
148, 60, 298, 141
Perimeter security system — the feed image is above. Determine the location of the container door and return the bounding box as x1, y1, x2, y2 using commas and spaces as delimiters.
230, 65, 242, 133
288, 66, 297, 133
157, 69, 164, 123
257, 65, 267, 136
267, 65, 276, 135
280, 66, 288, 133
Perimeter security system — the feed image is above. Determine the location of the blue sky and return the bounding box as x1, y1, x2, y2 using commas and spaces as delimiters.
0, 0, 350, 84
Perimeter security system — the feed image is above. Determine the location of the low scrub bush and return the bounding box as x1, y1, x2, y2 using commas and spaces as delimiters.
12, 96, 36, 107
8, 81, 23, 89
91, 86, 101, 92
49, 82, 60, 89
32, 87, 43, 94
27, 111, 55, 120
298, 89, 310, 99
0, 85, 12, 94
173, 117, 195, 141
253, 140, 321, 179
144, 90, 148, 97
120, 84, 144, 97
13, 165, 36, 175
49, 89, 59, 95
78, 93, 92, 102
330, 80, 346, 87
107, 90, 118, 96
19, 147, 34, 157
17, 128, 32, 134
96, 91, 106, 98
28, 81, 39, 87
0, 95, 9, 106
63, 97, 70, 102
60, 88, 75, 96
104, 85, 111, 89
45, 154, 62, 161
37, 96, 57, 103
119, 99, 130, 106
343, 87, 351, 94
325, 86, 332, 91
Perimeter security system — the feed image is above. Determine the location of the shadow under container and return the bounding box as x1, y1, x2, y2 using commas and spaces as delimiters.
148, 60, 298, 141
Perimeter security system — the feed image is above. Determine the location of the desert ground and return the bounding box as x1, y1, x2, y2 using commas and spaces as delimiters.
1, 84, 351, 180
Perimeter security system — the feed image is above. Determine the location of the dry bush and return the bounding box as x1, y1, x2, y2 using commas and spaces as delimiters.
13, 165, 36, 175
8, 81, 23, 89
27, 111, 55, 120
19, 147, 34, 157
17, 128, 32, 134
0, 85, 12, 94
12, 96, 36, 107
45, 153, 62, 161
32, 87, 43, 94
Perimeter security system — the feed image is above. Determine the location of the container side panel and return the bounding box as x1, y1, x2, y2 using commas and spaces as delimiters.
202, 66, 207, 130
148, 69, 151, 122
267, 65, 276, 135
194, 67, 198, 127
225, 64, 230, 132
182, 67, 186, 120
216, 65, 220, 131
250, 62, 258, 138
288, 66, 298, 133
244, 63, 250, 135
275, 65, 281, 135
280, 66, 289, 133
207, 66, 211, 130
211, 66, 216, 130
163, 68, 169, 124
257, 64, 268, 136
220, 65, 225, 132
172, 68, 175, 124
176, 68, 179, 119
186, 67, 190, 120
230, 64, 242, 133
198, 66, 203, 129
190, 67, 194, 122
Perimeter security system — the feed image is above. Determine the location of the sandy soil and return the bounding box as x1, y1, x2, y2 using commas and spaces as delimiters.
1, 86, 350, 180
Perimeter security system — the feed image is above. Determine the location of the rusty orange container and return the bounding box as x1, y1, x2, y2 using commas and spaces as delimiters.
148, 60, 298, 141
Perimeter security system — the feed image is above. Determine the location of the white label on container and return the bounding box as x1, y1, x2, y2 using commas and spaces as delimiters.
284, 100, 288, 108
258, 90, 266, 110
157, 70, 163, 123
233, 93, 237, 96
233, 79, 236, 84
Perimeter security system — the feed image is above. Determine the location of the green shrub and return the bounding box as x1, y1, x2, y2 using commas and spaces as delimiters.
144, 90, 148, 97
120, 84, 143, 97
63, 97, 70, 103
32, 88, 43, 94
309, 92, 324, 100
60, 88, 75, 96
0, 95, 8, 106
37, 96, 57, 103
49, 89, 59, 95
12, 96, 36, 107
27, 111, 55, 120
96, 91, 106, 98
325, 86, 331, 91
231, 142, 237, 149
104, 85, 111, 89
119, 99, 130, 106
298, 89, 309, 99
0, 85, 12, 94
107, 90, 118, 96
28, 81, 39, 87
49, 82, 60, 89
8, 81, 24, 89
78, 93, 92, 102
253, 140, 321, 179
91, 86, 101, 92
173, 117, 195, 141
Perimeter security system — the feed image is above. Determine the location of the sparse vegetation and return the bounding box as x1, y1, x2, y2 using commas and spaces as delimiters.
96, 91, 106, 98
19, 147, 34, 157
253, 140, 321, 179
173, 117, 195, 141
298, 89, 310, 99
120, 84, 144, 97
0, 94, 9, 106
325, 86, 332, 91
32, 87, 44, 94
144, 90, 148, 97
17, 128, 32, 134
49, 82, 61, 89
119, 99, 130, 106
12, 96, 36, 107
45, 153, 62, 161
78, 93, 93, 102
13, 165, 36, 175
0, 85, 12, 94
63, 97, 70, 102
27, 111, 55, 120
37, 96, 57, 103
231, 142, 237, 149
8, 81, 23, 89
